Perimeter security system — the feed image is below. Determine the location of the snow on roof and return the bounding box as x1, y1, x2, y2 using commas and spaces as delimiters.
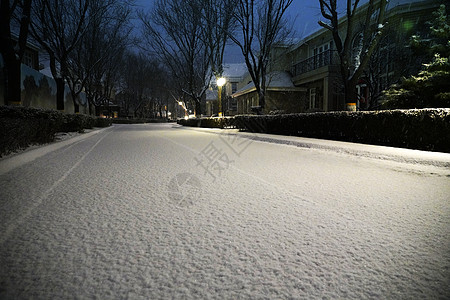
232, 71, 306, 98
218, 63, 248, 81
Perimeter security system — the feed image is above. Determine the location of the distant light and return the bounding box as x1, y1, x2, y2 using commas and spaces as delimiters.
402, 20, 414, 32
178, 101, 183, 106
184, 116, 189, 120
217, 77, 226, 87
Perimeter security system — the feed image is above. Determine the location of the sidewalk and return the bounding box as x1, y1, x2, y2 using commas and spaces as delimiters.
175, 125, 450, 169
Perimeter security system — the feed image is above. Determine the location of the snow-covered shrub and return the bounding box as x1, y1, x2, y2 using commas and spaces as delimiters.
0, 106, 111, 157
112, 118, 167, 124
233, 109, 450, 152
177, 117, 235, 129
0, 106, 64, 156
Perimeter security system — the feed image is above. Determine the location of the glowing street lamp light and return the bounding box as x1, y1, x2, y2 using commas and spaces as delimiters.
217, 77, 226, 87
217, 77, 226, 117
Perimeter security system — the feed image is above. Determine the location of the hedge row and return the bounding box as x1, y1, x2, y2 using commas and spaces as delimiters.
112, 118, 169, 124
0, 106, 112, 157
177, 117, 235, 129
177, 109, 450, 153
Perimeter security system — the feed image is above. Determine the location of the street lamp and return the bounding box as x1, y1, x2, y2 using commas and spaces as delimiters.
217, 77, 226, 117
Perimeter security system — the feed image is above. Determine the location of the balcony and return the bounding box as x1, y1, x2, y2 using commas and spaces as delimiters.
291, 50, 339, 77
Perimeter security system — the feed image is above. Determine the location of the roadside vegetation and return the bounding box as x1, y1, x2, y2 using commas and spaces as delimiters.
382, 5, 450, 109
0, 106, 111, 157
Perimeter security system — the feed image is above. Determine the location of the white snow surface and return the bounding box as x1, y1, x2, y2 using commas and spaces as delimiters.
1, 123, 449, 299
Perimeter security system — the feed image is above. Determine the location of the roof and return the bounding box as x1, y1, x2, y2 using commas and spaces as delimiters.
222, 63, 248, 78
232, 71, 306, 98
211, 63, 248, 85
11, 32, 41, 52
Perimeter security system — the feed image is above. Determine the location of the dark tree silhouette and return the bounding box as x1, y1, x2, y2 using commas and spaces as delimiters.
0, 0, 32, 104
318, 0, 387, 107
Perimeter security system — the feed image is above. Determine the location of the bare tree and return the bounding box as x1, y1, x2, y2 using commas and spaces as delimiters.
67, 0, 132, 115
202, 0, 238, 78
140, 0, 212, 116
0, 0, 32, 105
318, 0, 387, 106
229, 0, 293, 112
116, 52, 169, 118
29, 0, 90, 111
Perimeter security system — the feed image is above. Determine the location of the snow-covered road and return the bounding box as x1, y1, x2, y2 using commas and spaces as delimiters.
1, 123, 449, 299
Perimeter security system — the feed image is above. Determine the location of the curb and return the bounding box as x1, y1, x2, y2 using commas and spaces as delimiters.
0, 126, 112, 176
175, 125, 450, 169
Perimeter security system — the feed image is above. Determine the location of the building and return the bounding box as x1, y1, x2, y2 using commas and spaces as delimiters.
206, 63, 248, 116
1, 34, 91, 114
233, 71, 306, 114
231, 0, 444, 113
11, 33, 41, 71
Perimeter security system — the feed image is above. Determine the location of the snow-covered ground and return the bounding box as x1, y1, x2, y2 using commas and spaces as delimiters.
1, 123, 449, 299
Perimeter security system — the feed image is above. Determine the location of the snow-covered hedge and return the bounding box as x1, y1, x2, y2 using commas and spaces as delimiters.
177, 117, 235, 129
0, 106, 111, 157
178, 109, 450, 152
234, 109, 450, 152
112, 118, 169, 124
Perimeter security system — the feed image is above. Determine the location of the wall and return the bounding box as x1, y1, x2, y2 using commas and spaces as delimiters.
1, 56, 88, 114
236, 90, 306, 114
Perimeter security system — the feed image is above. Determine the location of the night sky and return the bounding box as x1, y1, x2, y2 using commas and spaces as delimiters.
133, 0, 364, 63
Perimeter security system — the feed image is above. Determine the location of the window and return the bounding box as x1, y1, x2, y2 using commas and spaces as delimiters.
230, 98, 237, 111
253, 96, 258, 107
313, 41, 332, 68
309, 88, 316, 109
22, 51, 34, 69
231, 82, 238, 93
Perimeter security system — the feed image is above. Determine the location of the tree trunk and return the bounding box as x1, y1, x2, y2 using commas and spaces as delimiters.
195, 99, 201, 117
344, 78, 359, 110
2, 57, 22, 105
256, 87, 266, 115
1, 17, 22, 105
55, 77, 65, 110
88, 98, 93, 115
70, 91, 80, 113
1, 0, 31, 105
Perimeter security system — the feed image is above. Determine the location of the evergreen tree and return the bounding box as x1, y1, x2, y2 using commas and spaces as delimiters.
382, 5, 450, 109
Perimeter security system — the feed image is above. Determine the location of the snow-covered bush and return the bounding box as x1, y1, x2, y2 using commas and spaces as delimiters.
177, 117, 235, 129
112, 118, 168, 124
233, 109, 450, 152
0, 106, 111, 157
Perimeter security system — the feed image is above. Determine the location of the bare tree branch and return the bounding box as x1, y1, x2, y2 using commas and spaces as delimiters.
318, 0, 387, 106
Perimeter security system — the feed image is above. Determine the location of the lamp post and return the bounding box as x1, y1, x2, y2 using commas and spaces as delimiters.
217, 77, 226, 117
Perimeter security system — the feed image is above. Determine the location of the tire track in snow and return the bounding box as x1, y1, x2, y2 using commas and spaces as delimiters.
0, 128, 115, 245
